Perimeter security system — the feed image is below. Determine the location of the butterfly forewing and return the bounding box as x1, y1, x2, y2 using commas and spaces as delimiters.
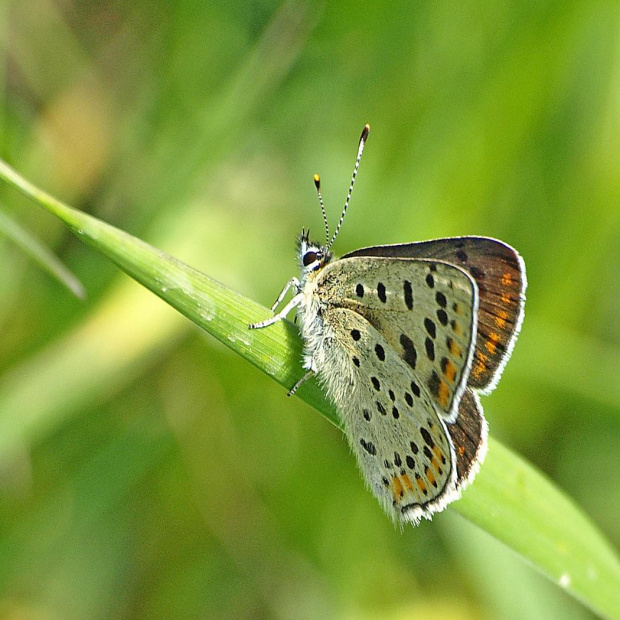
316, 256, 478, 423
322, 306, 456, 522
343, 237, 526, 394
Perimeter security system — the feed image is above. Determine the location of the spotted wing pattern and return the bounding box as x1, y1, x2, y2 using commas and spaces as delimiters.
343, 237, 526, 393
316, 256, 478, 423
320, 306, 457, 522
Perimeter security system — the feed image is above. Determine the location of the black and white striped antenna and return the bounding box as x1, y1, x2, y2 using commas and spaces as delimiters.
313, 173, 329, 246
313, 124, 370, 250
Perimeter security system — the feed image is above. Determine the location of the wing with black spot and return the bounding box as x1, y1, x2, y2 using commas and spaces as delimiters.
343, 237, 526, 393
316, 255, 478, 422
320, 306, 458, 523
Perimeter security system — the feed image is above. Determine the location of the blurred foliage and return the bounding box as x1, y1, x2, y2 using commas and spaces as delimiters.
0, 1, 619, 619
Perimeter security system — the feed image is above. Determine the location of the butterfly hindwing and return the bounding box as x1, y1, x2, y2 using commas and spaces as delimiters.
316, 256, 478, 422
343, 237, 526, 394
320, 306, 457, 522
448, 389, 488, 488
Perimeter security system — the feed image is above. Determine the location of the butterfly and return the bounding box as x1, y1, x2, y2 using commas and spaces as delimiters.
250, 125, 526, 523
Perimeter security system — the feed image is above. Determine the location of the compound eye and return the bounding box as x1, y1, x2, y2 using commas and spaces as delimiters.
302, 251, 317, 266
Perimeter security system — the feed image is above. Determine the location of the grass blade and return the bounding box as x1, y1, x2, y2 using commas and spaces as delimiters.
0, 206, 85, 298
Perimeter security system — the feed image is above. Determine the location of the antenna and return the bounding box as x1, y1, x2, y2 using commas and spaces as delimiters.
327, 123, 370, 250
313, 174, 329, 246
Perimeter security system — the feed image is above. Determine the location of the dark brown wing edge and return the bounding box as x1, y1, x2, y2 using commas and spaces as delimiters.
447, 389, 488, 488
342, 236, 527, 394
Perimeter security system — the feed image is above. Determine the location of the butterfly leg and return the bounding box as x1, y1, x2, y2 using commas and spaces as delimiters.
269, 277, 300, 311
287, 369, 315, 396
249, 293, 303, 329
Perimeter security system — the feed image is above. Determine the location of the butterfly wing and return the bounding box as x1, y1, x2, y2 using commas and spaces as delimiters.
316, 256, 478, 423
448, 389, 488, 488
343, 237, 526, 393
319, 305, 458, 522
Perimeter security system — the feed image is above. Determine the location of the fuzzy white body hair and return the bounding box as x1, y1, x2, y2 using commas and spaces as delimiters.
297, 262, 357, 406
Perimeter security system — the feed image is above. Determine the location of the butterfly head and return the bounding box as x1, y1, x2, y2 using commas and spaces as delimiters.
298, 228, 332, 277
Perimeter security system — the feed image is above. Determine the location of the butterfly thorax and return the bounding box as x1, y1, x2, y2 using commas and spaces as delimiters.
296, 232, 332, 370
296, 232, 359, 402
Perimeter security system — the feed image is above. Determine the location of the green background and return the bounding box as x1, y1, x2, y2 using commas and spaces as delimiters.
1, 2, 619, 618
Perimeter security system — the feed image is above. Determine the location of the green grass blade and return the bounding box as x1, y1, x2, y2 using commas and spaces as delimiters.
0, 206, 85, 298
458, 439, 620, 619
1, 158, 619, 619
